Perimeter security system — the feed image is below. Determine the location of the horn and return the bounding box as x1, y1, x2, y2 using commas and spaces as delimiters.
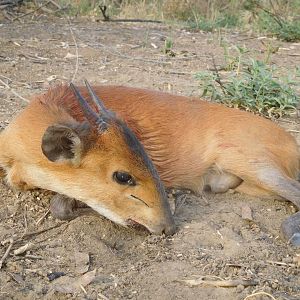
69, 83, 108, 131
84, 79, 110, 116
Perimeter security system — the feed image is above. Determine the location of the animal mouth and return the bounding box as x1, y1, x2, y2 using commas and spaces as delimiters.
127, 218, 149, 232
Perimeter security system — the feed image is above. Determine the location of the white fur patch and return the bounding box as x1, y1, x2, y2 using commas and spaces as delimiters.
88, 203, 126, 226
24, 165, 127, 226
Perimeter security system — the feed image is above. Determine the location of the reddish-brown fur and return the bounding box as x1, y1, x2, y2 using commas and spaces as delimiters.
41, 85, 299, 197
1, 84, 300, 241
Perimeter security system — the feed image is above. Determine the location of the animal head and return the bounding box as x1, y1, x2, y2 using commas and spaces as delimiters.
41, 80, 175, 235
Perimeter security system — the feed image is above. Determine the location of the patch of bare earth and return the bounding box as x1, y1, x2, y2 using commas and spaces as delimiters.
0, 17, 300, 300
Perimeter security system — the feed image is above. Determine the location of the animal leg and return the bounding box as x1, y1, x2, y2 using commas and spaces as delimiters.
205, 171, 242, 193
6, 164, 34, 190
235, 181, 283, 200
240, 167, 300, 246
281, 212, 300, 247
50, 194, 96, 220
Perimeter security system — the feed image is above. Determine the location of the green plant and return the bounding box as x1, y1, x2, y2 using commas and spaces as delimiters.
189, 13, 240, 32
195, 59, 299, 118
244, 0, 300, 42
163, 38, 175, 56
257, 11, 300, 42
220, 42, 249, 71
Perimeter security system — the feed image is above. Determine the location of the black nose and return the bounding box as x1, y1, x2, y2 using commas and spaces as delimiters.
162, 222, 176, 236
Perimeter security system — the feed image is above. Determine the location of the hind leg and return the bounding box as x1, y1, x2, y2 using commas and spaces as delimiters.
235, 181, 284, 200
254, 168, 300, 246
232, 165, 300, 246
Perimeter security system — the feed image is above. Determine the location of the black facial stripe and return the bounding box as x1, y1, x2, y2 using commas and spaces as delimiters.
117, 119, 166, 197
130, 194, 150, 207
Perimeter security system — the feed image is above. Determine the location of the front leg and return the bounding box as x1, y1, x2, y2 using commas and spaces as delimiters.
281, 212, 300, 247
6, 164, 35, 190
50, 194, 96, 220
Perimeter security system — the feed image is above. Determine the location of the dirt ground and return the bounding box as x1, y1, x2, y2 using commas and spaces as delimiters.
0, 15, 300, 300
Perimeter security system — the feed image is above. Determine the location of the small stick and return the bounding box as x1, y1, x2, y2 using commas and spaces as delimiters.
66, 18, 79, 82
266, 260, 296, 267
21, 222, 67, 239
23, 204, 28, 232
244, 291, 277, 300
49, 0, 61, 9
35, 210, 50, 226
98, 292, 110, 300
179, 276, 258, 287
99, 5, 162, 23
80, 284, 87, 295
0, 78, 29, 103
211, 55, 229, 96
0, 238, 14, 269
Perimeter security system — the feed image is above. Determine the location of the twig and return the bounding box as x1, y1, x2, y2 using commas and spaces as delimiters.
179, 276, 258, 287
0, 238, 14, 269
99, 5, 109, 21
99, 5, 162, 23
253, 1, 283, 27
66, 18, 79, 82
174, 194, 187, 216
35, 209, 50, 226
80, 284, 87, 295
21, 222, 67, 239
210, 55, 228, 96
163, 70, 193, 76
244, 291, 277, 300
49, 0, 61, 9
23, 204, 28, 232
266, 260, 296, 267
0, 78, 29, 103
11, 1, 52, 22
98, 292, 110, 300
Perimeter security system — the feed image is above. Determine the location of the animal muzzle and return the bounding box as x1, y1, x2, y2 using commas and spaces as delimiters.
151, 217, 176, 236
127, 217, 176, 236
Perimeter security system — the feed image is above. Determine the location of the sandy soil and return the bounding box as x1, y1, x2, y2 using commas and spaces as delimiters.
0, 15, 300, 300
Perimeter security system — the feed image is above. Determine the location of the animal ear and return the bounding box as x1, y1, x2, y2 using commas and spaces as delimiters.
41, 123, 88, 165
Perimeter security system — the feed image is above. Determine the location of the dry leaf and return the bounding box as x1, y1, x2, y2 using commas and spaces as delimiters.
52, 269, 96, 294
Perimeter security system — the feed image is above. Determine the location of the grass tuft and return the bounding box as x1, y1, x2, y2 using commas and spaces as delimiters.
195, 58, 299, 118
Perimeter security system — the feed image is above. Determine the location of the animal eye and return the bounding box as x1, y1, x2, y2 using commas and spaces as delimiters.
113, 171, 136, 186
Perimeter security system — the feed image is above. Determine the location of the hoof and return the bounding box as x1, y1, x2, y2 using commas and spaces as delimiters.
50, 194, 92, 220
280, 212, 300, 247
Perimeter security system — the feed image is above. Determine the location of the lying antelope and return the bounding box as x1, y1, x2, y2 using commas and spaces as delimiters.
0, 81, 175, 235
1, 81, 299, 245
